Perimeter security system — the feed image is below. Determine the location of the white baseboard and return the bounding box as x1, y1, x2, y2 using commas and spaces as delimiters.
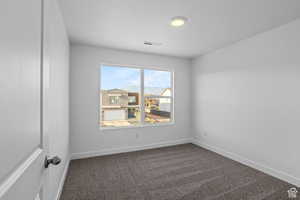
192, 139, 300, 187
71, 138, 192, 160
54, 156, 70, 200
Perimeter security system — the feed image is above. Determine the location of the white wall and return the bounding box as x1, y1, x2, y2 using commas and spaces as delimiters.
70, 45, 192, 158
192, 19, 300, 186
44, 1, 69, 200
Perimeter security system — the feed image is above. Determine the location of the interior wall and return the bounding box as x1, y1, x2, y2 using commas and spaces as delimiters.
70, 44, 192, 158
44, 1, 70, 199
192, 19, 300, 186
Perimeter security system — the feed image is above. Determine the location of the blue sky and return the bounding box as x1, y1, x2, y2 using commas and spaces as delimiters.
144, 69, 171, 88
101, 65, 171, 93
101, 65, 140, 90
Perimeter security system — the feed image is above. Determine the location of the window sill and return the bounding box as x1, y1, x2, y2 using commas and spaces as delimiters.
99, 122, 175, 131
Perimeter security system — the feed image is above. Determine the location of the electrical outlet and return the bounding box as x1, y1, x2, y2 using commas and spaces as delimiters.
136, 133, 139, 139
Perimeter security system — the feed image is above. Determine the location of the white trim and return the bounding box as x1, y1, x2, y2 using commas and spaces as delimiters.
100, 62, 174, 72
0, 148, 43, 198
140, 69, 145, 125
100, 122, 175, 131
144, 95, 171, 99
192, 138, 300, 187
54, 156, 70, 200
71, 138, 192, 160
171, 71, 174, 123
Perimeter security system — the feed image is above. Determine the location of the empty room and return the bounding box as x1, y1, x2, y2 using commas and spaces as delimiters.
1, 0, 300, 200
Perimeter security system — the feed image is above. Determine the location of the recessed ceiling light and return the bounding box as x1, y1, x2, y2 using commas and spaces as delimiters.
170, 16, 187, 27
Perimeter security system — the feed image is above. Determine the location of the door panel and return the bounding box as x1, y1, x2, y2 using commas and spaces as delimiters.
0, 0, 46, 199
1, 149, 44, 200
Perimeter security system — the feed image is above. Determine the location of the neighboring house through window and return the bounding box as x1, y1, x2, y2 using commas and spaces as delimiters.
100, 64, 173, 128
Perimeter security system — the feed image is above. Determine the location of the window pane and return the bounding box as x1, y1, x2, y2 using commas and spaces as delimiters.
144, 97, 171, 124
109, 96, 120, 104
144, 69, 171, 96
100, 65, 141, 127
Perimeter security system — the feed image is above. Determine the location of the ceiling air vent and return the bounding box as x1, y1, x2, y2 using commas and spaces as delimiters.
144, 41, 162, 46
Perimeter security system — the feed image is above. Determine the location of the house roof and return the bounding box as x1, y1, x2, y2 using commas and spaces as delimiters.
102, 89, 127, 93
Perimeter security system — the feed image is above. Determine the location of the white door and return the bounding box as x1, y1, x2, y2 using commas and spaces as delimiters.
0, 1, 57, 199
104, 110, 126, 121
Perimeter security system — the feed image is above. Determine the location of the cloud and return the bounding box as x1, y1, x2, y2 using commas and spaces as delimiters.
101, 66, 171, 91
128, 77, 140, 85
103, 66, 139, 80
101, 66, 140, 89
144, 70, 171, 88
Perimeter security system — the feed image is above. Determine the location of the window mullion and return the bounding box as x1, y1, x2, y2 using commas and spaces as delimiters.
171, 71, 174, 122
140, 69, 145, 125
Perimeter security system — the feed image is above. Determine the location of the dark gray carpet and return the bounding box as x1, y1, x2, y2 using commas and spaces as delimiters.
61, 144, 298, 200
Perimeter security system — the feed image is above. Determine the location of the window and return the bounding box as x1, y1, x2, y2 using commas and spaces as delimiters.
100, 65, 173, 128
109, 96, 120, 105
128, 96, 136, 104
144, 69, 172, 124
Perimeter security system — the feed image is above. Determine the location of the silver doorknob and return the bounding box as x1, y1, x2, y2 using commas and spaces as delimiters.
45, 156, 61, 168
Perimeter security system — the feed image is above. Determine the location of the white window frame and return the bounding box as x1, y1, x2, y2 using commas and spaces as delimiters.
99, 63, 174, 130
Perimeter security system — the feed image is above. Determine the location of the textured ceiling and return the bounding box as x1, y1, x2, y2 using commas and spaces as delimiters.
59, 0, 300, 58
